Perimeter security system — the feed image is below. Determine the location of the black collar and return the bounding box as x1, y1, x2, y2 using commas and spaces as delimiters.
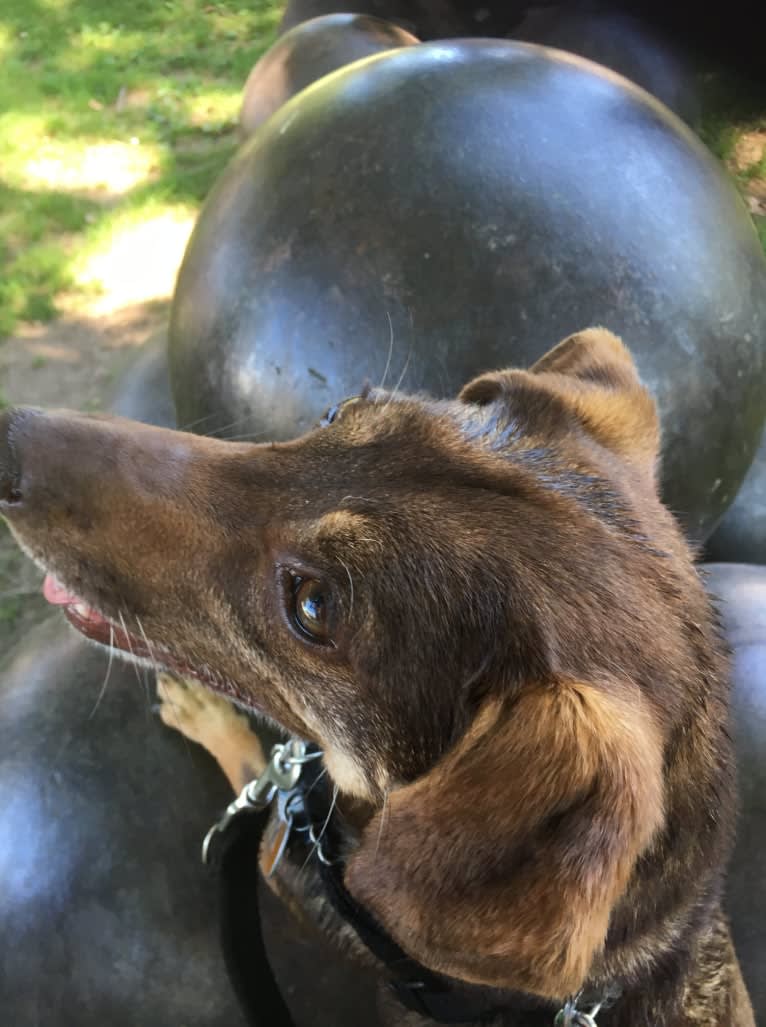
205, 749, 617, 1026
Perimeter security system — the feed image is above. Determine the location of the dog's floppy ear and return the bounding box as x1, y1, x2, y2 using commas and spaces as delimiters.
345, 680, 664, 1000
459, 328, 660, 476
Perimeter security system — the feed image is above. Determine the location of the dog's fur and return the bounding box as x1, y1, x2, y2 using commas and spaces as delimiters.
1, 329, 753, 1025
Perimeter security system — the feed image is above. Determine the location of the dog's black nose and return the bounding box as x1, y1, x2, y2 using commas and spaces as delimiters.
0, 407, 33, 508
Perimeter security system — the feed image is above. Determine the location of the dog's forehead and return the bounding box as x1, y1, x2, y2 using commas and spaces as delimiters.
268, 394, 467, 495
266, 386, 657, 567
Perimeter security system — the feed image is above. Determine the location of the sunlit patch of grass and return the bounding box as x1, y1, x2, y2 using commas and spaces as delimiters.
0, 24, 13, 60
0, 0, 280, 336
183, 88, 243, 131
20, 139, 163, 197
70, 200, 196, 314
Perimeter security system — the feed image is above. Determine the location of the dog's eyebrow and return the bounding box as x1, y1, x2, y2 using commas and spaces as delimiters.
316, 510, 375, 537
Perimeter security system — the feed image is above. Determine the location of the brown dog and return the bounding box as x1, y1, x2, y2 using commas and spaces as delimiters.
0, 329, 754, 1025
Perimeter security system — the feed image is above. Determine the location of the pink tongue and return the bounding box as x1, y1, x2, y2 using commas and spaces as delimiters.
43, 573, 83, 606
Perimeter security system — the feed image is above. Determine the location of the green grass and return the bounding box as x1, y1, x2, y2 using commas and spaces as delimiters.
0, 0, 280, 335
698, 71, 766, 228
698, 70, 765, 158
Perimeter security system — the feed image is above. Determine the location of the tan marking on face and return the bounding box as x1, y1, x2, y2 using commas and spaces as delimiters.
323, 746, 375, 801
293, 692, 382, 800
316, 510, 373, 536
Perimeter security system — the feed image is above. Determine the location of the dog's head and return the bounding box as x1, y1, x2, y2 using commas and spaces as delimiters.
0, 328, 732, 1000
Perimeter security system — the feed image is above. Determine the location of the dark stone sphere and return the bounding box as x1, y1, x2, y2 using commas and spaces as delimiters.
169, 40, 766, 542
707, 434, 766, 565
240, 14, 418, 141
109, 336, 176, 427
513, 6, 699, 125
276, 0, 525, 40
0, 617, 245, 1027
703, 562, 766, 1020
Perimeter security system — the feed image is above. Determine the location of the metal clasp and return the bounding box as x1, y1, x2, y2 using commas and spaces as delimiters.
201, 739, 321, 864
554, 995, 602, 1027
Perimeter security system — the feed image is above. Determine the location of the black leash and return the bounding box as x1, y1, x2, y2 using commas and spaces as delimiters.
215, 804, 297, 1026
205, 747, 510, 1024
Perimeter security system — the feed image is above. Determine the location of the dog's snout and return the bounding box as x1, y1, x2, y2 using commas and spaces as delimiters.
0, 406, 38, 508
0, 404, 230, 543
0, 405, 112, 519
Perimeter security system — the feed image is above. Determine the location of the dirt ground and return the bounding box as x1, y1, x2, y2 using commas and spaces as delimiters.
1, 302, 168, 412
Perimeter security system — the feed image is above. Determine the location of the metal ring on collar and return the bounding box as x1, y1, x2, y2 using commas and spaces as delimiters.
554, 995, 602, 1026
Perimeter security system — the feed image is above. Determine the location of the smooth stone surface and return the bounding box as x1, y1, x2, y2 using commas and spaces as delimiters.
614, 0, 766, 81
109, 335, 176, 428
514, 5, 699, 124
277, 0, 524, 40
703, 562, 766, 1019
169, 40, 766, 542
706, 432, 766, 565
240, 14, 419, 141
0, 616, 380, 1026
275, 0, 766, 76
0, 617, 245, 1027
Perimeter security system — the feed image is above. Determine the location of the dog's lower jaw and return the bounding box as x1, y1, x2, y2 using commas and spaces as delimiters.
323, 747, 377, 802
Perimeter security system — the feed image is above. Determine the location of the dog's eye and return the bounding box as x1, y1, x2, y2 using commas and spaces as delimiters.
321, 404, 340, 426
293, 577, 332, 643
320, 396, 360, 427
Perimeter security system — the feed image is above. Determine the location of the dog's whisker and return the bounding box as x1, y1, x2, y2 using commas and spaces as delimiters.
301, 782, 339, 872
339, 559, 355, 619
378, 309, 395, 391
382, 342, 413, 411
117, 609, 147, 693
317, 783, 338, 845
374, 790, 390, 862
135, 615, 160, 676
120, 623, 153, 715
304, 765, 328, 797
135, 614, 165, 719
203, 414, 260, 439
175, 411, 221, 433
215, 429, 274, 443
88, 622, 116, 720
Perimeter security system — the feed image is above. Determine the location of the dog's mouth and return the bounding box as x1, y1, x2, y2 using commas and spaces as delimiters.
43, 571, 146, 652
42, 572, 246, 702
